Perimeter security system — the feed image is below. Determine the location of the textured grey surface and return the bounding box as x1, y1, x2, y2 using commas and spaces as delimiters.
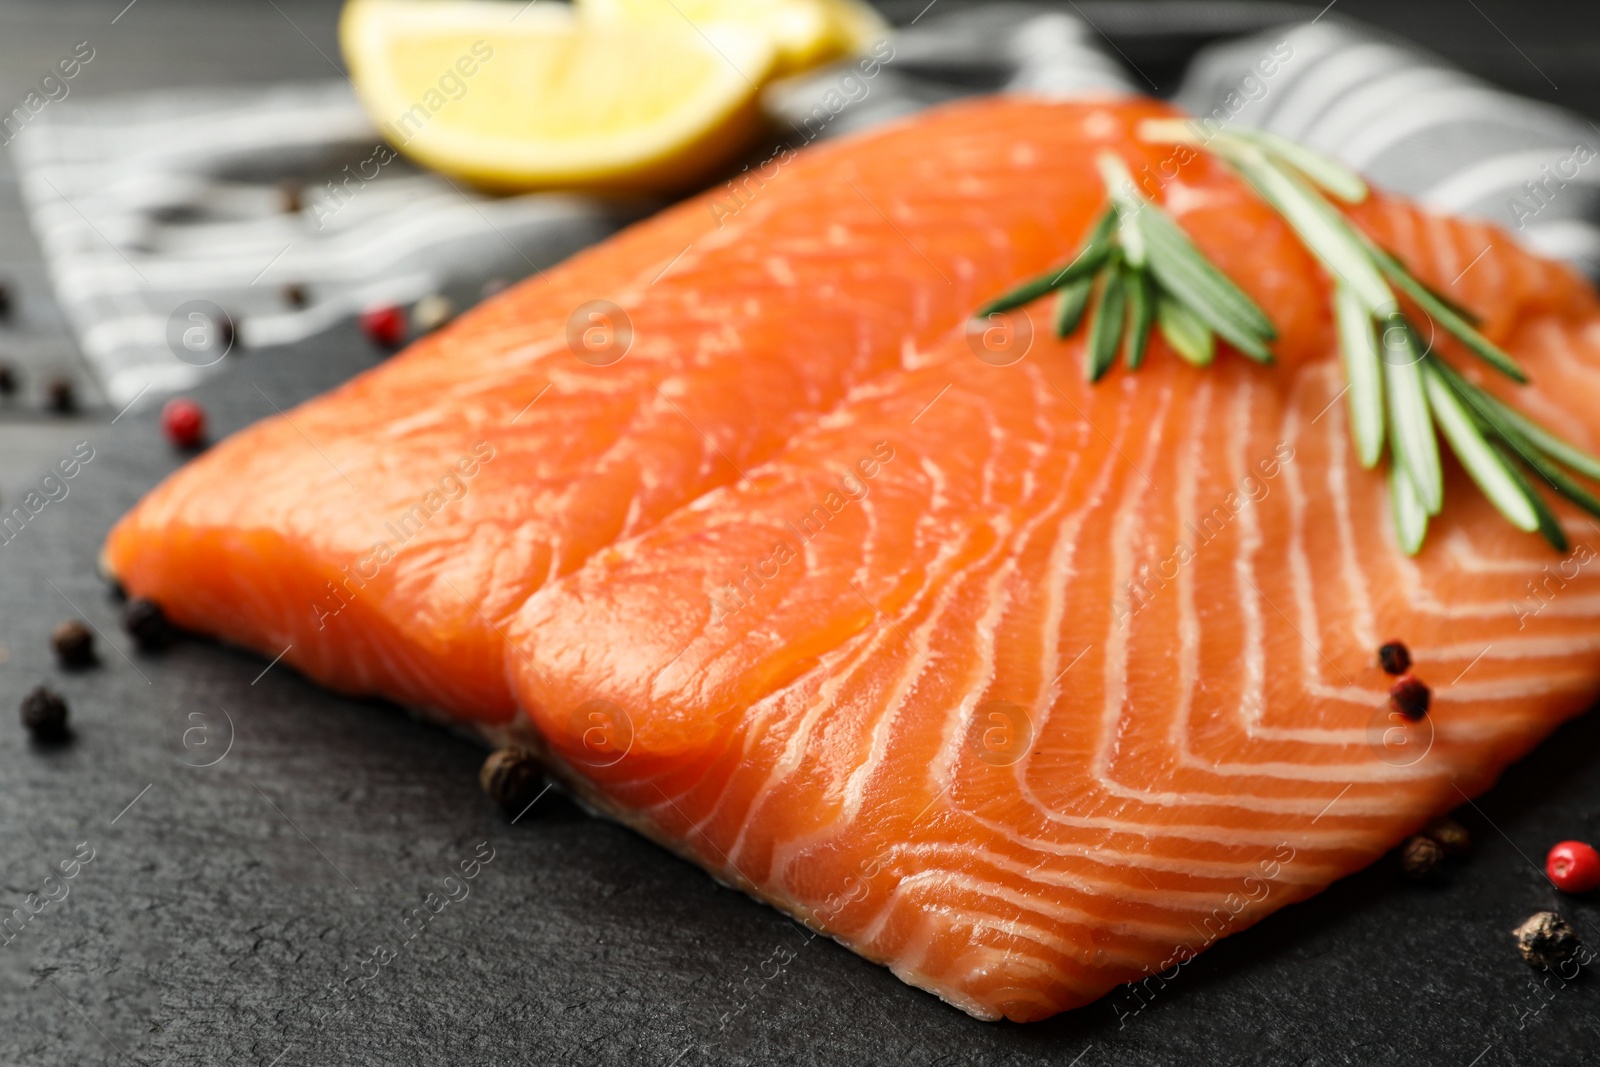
1, 2, 1599, 1065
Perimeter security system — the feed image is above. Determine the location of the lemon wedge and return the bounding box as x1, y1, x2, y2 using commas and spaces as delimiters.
340, 0, 777, 192
575, 0, 887, 75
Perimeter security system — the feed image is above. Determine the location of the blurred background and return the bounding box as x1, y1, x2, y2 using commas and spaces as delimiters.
1, 4, 1599, 1065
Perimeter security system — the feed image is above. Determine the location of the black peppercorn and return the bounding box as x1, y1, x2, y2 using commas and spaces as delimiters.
277, 178, 303, 215
1401, 835, 1443, 879
51, 619, 96, 669
1378, 641, 1411, 676
45, 375, 75, 415
1390, 675, 1431, 720
1424, 816, 1471, 856
479, 748, 544, 813
1514, 911, 1581, 969
0, 281, 11, 321
20, 685, 69, 742
284, 283, 308, 308
0, 361, 16, 398
122, 597, 177, 652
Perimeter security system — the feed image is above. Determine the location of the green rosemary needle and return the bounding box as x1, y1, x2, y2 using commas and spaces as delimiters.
1053, 274, 1094, 338
1155, 295, 1214, 367
1086, 258, 1128, 382
1124, 267, 1155, 370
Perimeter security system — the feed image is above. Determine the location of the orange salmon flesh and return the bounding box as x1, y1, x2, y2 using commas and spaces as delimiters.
104, 96, 1600, 1021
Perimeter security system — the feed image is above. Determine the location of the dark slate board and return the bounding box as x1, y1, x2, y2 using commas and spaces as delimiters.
1, 2, 1598, 1064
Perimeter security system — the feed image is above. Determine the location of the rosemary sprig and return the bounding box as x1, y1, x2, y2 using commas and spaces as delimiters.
969, 118, 1600, 554
974, 153, 1276, 383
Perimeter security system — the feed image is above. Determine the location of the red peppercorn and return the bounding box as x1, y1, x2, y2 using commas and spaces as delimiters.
360, 305, 407, 348
1389, 675, 1430, 720
1377, 641, 1411, 676
1546, 840, 1600, 894
161, 397, 207, 450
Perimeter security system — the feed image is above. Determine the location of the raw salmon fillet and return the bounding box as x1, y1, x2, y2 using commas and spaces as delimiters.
103, 95, 1165, 723
504, 145, 1600, 1019
105, 96, 1600, 1021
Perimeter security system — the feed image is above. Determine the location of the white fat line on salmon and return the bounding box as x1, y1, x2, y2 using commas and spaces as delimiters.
716, 773, 968, 1032
717, 819, 908, 1032
311, 442, 495, 630
306, 841, 496, 1028
1509, 540, 1595, 628
1111, 441, 1295, 629
708, 441, 896, 627
0, 440, 97, 549
0, 841, 96, 951
706, 39, 896, 230
1109, 841, 1297, 1029
1128, 37, 1295, 203
719, 746, 1121, 1031
721, 776, 1205, 1032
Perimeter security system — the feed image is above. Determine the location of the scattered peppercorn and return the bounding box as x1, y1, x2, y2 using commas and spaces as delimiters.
1389, 675, 1431, 720
161, 397, 207, 450
0, 281, 11, 321
0, 361, 16, 397
1401, 835, 1443, 879
277, 178, 303, 215
20, 685, 69, 742
1424, 816, 1471, 856
122, 597, 177, 652
283, 283, 308, 308
1377, 641, 1411, 676
413, 293, 456, 334
1546, 840, 1600, 895
50, 619, 96, 669
45, 375, 75, 415
360, 305, 407, 349
479, 748, 544, 813
1514, 911, 1581, 969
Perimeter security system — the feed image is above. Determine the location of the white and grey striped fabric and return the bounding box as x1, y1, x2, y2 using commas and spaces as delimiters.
767, 2, 1135, 138
9, 82, 642, 407
1177, 20, 1600, 277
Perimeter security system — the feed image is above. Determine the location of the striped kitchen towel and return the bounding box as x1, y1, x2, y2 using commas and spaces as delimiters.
766, 2, 1135, 138
1175, 19, 1600, 278
8, 81, 644, 408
